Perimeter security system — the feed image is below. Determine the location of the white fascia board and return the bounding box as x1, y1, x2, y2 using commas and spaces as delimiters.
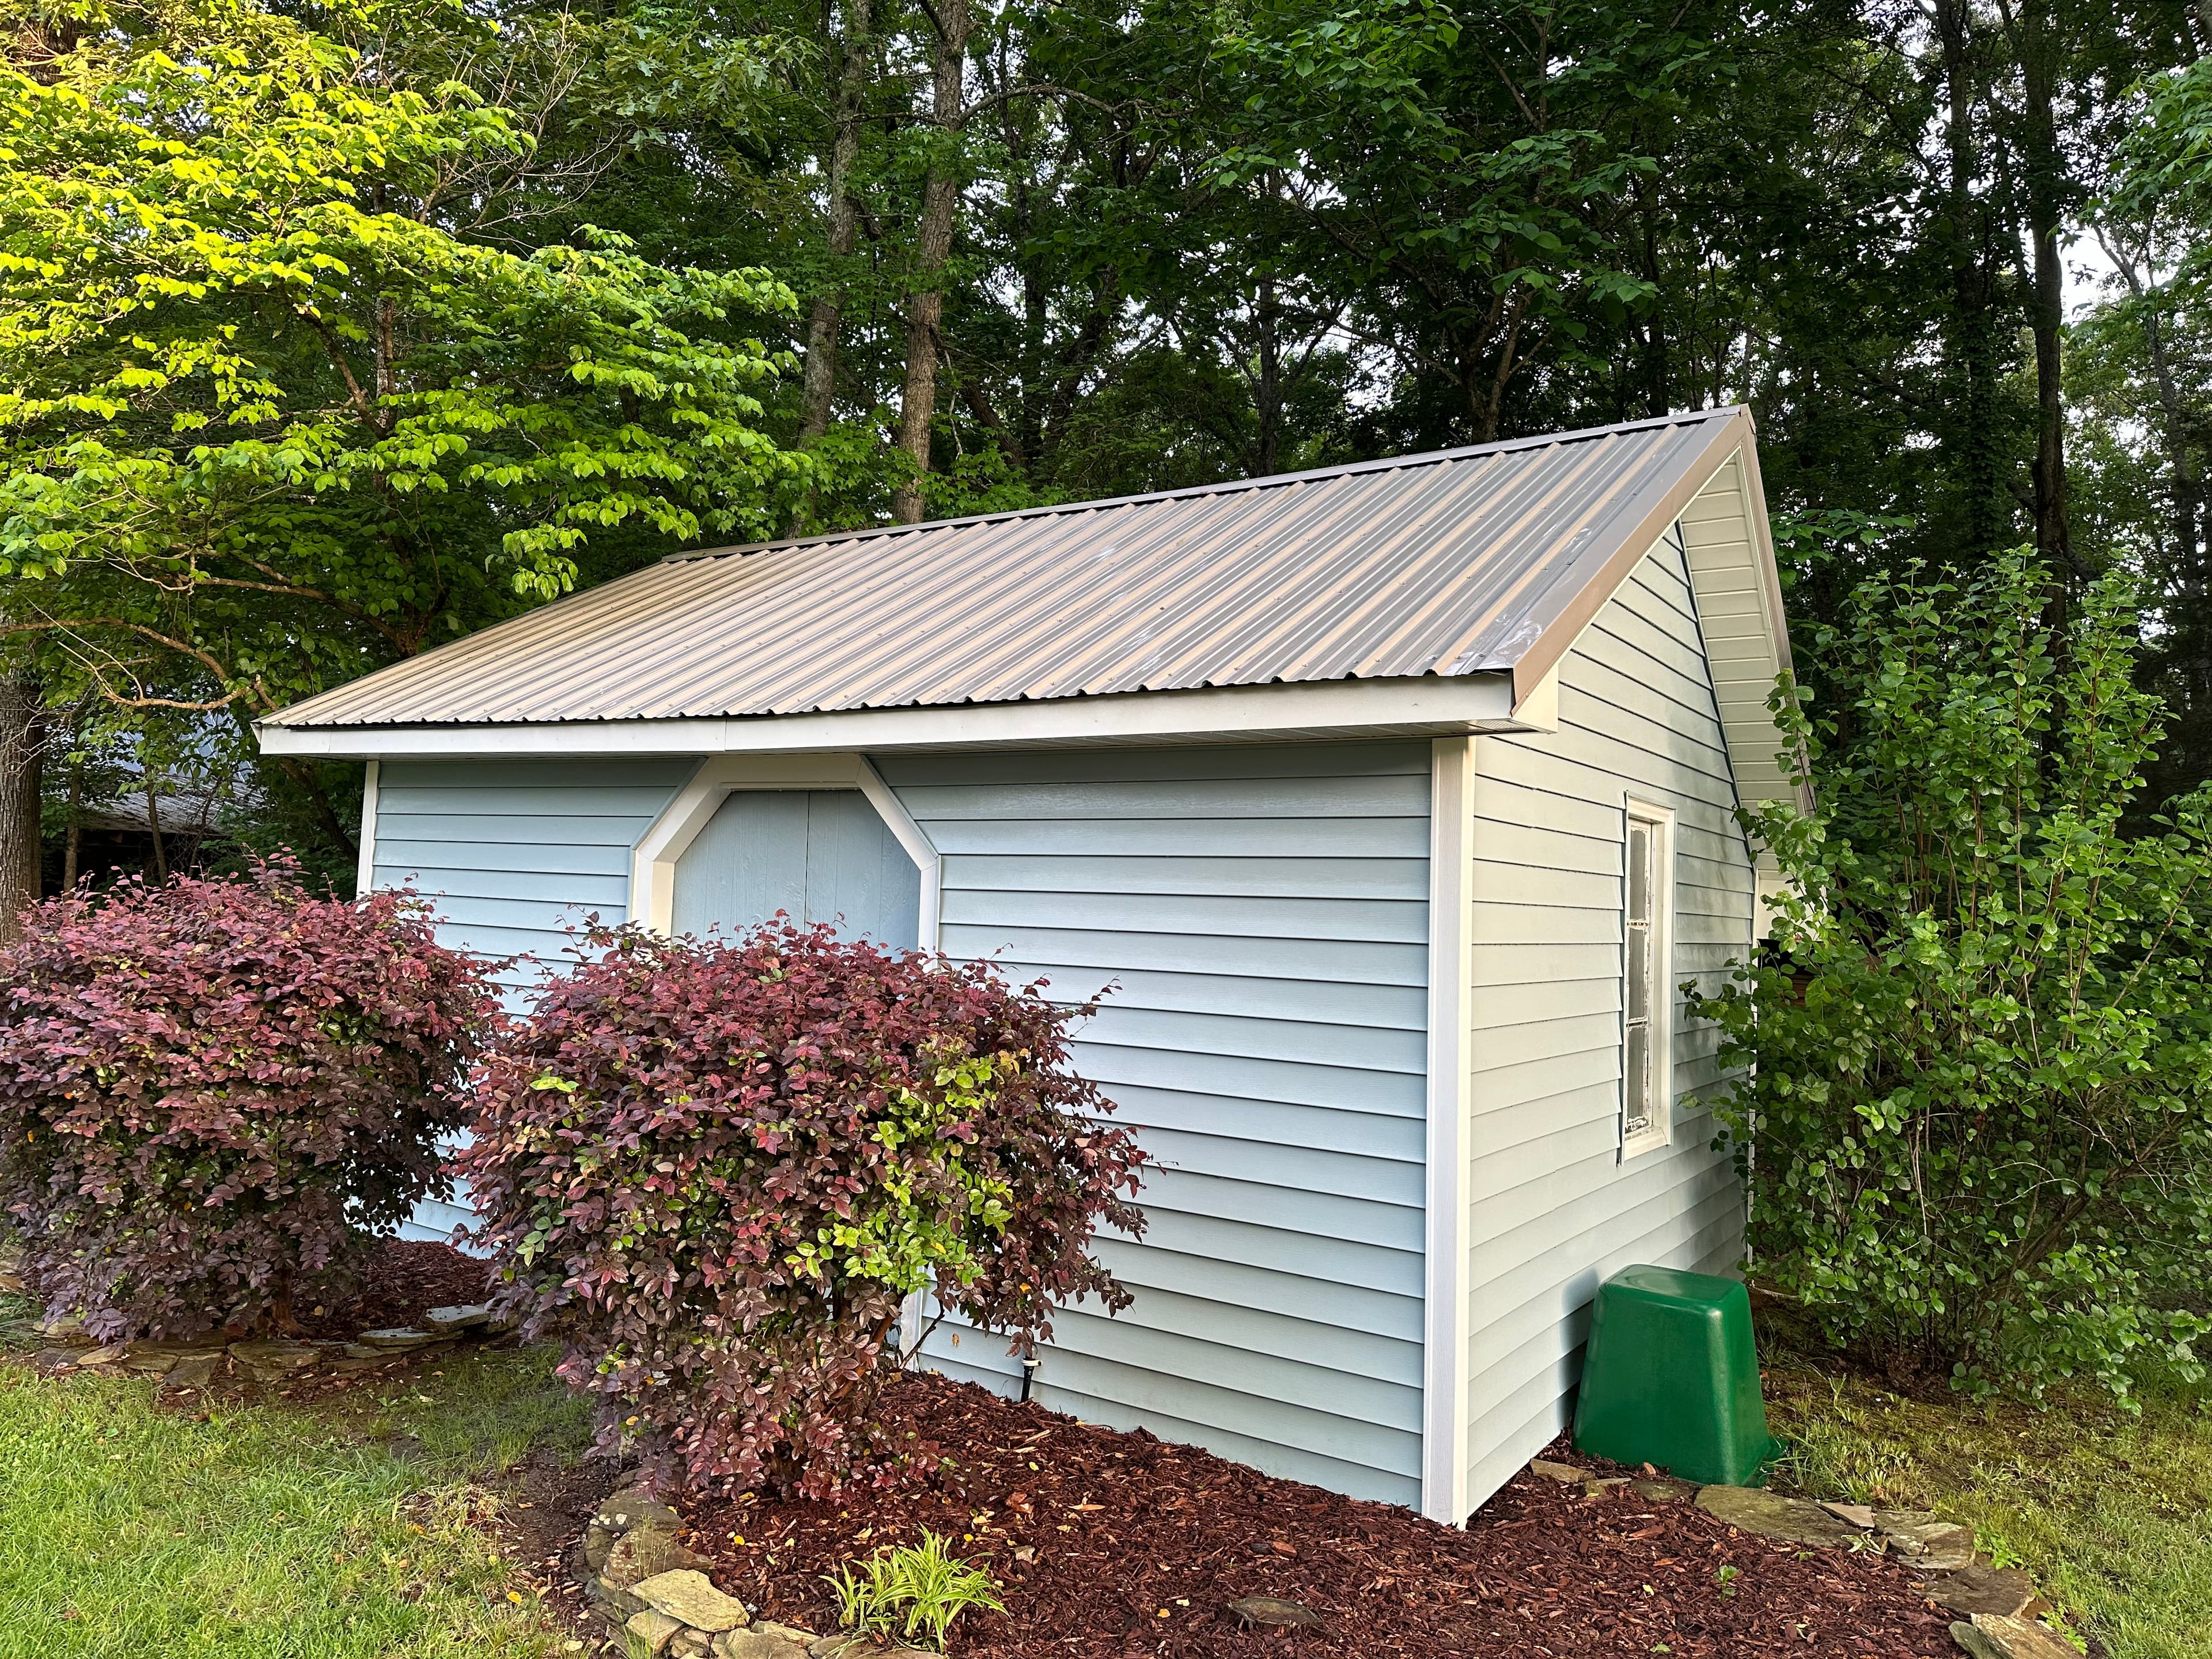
1421, 734, 1475, 1525
256, 673, 1524, 760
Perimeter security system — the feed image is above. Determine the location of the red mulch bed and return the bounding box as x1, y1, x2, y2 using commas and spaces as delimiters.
686, 1372, 1959, 1659
293, 1238, 496, 1339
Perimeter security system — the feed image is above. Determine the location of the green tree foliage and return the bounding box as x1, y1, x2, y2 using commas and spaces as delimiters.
1691, 555, 2212, 1396
0, 0, 808, 853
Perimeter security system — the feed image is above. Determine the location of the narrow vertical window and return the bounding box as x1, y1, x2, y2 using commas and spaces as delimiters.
1623, 801, 1674, 1154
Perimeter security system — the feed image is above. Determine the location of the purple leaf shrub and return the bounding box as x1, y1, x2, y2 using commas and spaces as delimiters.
457, 919, 1147, 1499
0, 861, 499, 1340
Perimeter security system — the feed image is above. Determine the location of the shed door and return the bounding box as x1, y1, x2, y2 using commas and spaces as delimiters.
670, 789, 920, 949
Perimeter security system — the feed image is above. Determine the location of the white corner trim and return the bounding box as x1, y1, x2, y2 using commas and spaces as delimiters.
355, 759, 380, 897
256, 674, 1526, 760
1421, 734, 1475, 1525
626, 752, 941, 949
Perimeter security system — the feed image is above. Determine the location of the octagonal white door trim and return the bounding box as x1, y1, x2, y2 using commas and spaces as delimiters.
628, 752, 941, 948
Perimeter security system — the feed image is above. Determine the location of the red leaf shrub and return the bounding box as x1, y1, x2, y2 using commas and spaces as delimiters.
457, 920, 1147, 1499
0, 861, 499, 1341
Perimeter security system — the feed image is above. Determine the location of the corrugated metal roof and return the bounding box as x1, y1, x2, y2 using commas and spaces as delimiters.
266, 407, 1755, 729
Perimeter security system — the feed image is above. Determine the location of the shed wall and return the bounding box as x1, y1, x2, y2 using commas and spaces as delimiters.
879, 744, 1432, 1507
1461, 529, 1752, 1510
369, 757, 692, 1241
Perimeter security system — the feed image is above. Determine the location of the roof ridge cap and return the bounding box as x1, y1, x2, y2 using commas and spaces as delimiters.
665, 406, 1748, 566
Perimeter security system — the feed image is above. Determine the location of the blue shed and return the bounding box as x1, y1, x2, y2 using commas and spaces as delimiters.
258, 407, 1800, 1524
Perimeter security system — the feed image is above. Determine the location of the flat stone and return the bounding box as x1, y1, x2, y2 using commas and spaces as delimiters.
423, 1303, 493, 1333
1582, 1476, 1631, 1498
1929, 1564, 2037, 1619
34, 1315, 88, 1343
1820, 1501, 1877, 1529
31, 1347, 86, 1373
594, 1489, 685, 1536
671, 1632, 714, 1659
588, 1489, 687, 1571
1631, 1476, 1698, 1503
163, 1354, 219, 1389
802, 1643, 925, 1659
631, 1569, 749, 1634
626, 1609, 686, 1657
1529, 1458, 1588, 1483
1885, 1517, 1976, 1571
77, 1343, 127, 1366
602, 1528, 706, 1586
1960, 1615, 2078, 1659
123, 1341, 225, 1375
228, 1340, 320, 1372
590, 1574, 646, 1618
1224, 1595, 1325, 1631
715, 1630, 812, 1659
355, 1327, 440, 1350
1695, 1485, 1869, 1548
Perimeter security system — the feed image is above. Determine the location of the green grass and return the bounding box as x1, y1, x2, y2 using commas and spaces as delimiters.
0, 1296, 594, 1658
1763, 1343, 2212, 1659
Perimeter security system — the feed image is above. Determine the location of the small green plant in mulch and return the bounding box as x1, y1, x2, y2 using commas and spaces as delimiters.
824, 1529, 1005, 1653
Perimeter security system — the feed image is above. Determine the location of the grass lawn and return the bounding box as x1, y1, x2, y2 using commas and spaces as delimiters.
1764, 1340, 2212, 1659
0, 1291, 592, 1659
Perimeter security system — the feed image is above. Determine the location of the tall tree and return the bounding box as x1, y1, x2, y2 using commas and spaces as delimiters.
0, 0, 810, 897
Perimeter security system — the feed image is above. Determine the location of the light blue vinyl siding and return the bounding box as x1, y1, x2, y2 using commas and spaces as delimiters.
369, 757, 691, 1244
1461, 527, 1753, 1510
881, 743, 1431, 1508
672, 789, 919, 948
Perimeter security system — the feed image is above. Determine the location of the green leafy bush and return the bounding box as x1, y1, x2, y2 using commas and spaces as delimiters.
1692, 553, 2212, 1396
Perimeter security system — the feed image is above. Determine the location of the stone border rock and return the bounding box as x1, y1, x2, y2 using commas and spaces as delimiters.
585, 1484, 824, 1658
19, 1302, 521, 1390
1527, 1458, 2063, 1658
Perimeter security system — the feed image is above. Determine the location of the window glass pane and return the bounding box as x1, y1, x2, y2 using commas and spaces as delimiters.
1627, 822, 1651, 920
1624, 1021, 1649, 1134
1627, 922, 1650, 1020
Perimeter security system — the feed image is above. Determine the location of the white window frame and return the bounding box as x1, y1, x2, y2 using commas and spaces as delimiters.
1620, 797, 1676, 1159
627, 753, 941, 950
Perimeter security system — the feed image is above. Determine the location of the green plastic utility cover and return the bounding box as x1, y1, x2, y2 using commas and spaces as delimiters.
1571, 1264, 1776, 1486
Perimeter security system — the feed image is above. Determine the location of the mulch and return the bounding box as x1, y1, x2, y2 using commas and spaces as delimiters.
293, 1237, 498, 1339
683, 1371, 1961, 1659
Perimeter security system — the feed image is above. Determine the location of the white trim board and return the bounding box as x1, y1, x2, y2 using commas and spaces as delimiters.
355, 759, 381, 897
627, 753, 942, 950
1421, 734, 1474, 1525
259, 674, 1527, 760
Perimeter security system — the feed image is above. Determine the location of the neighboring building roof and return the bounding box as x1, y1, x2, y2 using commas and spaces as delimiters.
262, 407, 1785, 734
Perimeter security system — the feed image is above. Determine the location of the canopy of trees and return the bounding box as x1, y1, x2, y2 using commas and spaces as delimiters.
3, 0, 2209, 909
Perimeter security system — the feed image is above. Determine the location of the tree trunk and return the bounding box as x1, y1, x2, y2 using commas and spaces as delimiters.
796, 0, 874, 448
62, 748, 81, 893
1255, 268, 1282, 476
890, 0, 971, 525
1998, 0, 2075, 577
0, 673, 46, 942
145, 771, 169, 883
1935, 0, 2005, 555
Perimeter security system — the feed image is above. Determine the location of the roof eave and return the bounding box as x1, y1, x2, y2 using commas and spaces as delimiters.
1504, 406, 1768, 713
256, 671, 1530, 760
